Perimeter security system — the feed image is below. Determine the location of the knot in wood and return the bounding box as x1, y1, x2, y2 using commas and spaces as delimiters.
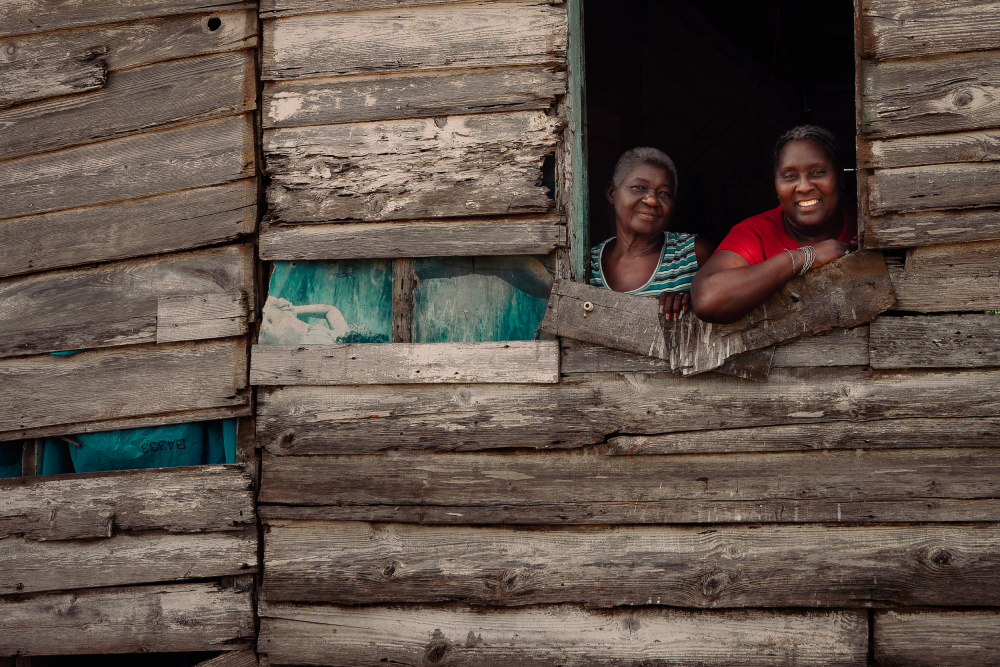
927, 547, 954, 567
425, 629, 450, 664
381, 560, 401, 578
953, 89, 975, 108
701, 570, 733, 600
499, 568, 520, 591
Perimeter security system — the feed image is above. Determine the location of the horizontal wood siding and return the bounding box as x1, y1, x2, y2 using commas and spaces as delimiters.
0, 46, 106, 109
889, 240, 1000, 311
862, 0, 1000, 60
0, 0, 252, 36
258, 604, 868, 666
870, 314, 1000, 368
874, 610, 1000, 666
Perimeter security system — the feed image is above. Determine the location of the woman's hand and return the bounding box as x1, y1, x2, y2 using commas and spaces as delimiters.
658, 290, 690, 322
811, 238, 855, 268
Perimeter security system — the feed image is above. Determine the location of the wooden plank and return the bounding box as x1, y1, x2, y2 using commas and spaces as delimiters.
262, 0, 566, 80
260, 217, 566, 259
890, 240, 1000, 312
2, 530, 256, 595
0, 245, 253, 357
259, 605, 868, 667
258, 448, 1000, 524
0, 464, 254, 541
859, 130, 1000, 170
870, 314, 1000, 368
862, 0, 1000, 60
260, 0, 469, 18
0, 0, 252, 37
0, 583, 253, 655
541, 251, 894, 376
194, 650, 258, 667
2, 51, 256, 160
0, 46, 106, 110
391, 258, 415, 343
875, 610, 1000, 667
251, 341, 559, 385
0, 114, 254, 220
0, 339, 248, 436
869, 162, 1000, 215
257, 366, 1000, 453
0, 180, 256, 278
261, 521, 1000, 607
265, 111, 559, 223
263, 66, 565, 128
860, 53, 1000, 139
865, 208, 1000, 249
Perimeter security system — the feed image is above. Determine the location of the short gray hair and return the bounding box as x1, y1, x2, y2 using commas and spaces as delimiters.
611, 147, 678, 191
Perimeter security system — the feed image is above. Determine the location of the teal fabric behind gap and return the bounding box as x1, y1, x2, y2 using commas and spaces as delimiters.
0, 444, 21, 478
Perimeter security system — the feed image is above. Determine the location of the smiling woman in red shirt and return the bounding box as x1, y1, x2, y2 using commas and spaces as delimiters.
691, 125, 857, 324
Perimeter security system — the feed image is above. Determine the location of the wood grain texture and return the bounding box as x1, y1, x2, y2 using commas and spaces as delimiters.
263, 66, 565, 128
2, 50, 255, 160
0, 180, 256, 278
392, 258, 415, 343
0, 114, 254, 220
0, 464, 253, 541
0, 245, 253, 357
260, 217, 566, 260
865, 207, 1000, 249
261, 520, 1000, 607
259, 604, 867, 667
256, 367, 1000, 453
870, 314, 1000, 368
265, 111, 559, 223
262, 0, 566, 80
890, 240, 1000, 311
560, 328, 870, 374
0, 583, 254, 655
260, 0, 470, 18
0, 0, 252, 37
2, 530, 256, 595
0, 339, 248, 436
874, 610, 1000, 667
250, 341, 559, 385
869, 162, 1000, 215
542, 251, 894, 376
0, 45, 106, 109
194, 650, 258, 667
258, 448, 1000, 524
862, 0, 1000, 60
859, 130, 1000, 170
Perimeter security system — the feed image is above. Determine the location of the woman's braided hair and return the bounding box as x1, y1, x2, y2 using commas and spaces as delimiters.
772, 125, 843, 175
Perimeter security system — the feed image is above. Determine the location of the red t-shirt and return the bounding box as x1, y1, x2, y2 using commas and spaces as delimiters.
715, 206, 857, 265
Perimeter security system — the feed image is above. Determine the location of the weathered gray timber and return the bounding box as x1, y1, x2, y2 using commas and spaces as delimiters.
2, 530, 256, 595
265, 111, 559, 223
263, 67, 565, 128
541, 251, 894, 375
262, 1, 566, 80
870, 314, 1000, 368
865, 208, 1000, 249
257, 367, 1000, 453
0, 180, 256, 278
258, 448, 1000, 524
0, 465, 254, 540
0, 339, 248, 438
3, 51, 256, 160
890, 240, 1000, 311
0, 0, 252, 36
862, 0, 1000, 60
260, 217, 566, 260
258, 604, 867, 667
875, 610, 1000, 667
0, 114, 254, 220
0, 46, 106, 109
869, 162, 1000, 215
392, 258, 415, 344
260, 0, 471, 17
859, 130, 1000, 170
261, 521, 1000, 607
0, 583, 254, 656
250, 341, 559, 385
0, 245, 253, 357
193, 651, 258, 667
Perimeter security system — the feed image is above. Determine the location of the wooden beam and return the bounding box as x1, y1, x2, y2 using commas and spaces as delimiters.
193, 650, 258, 667
890, 240, 1000, 311
261, 520, 1000, 607
859, 130, 1000, 170
260, 0, 470, 18
259, 604, 867, 666
861, 0, 1000, 60
865, 207, 1000, 249
870, 314, 1000, 368
260, 217, 566, 260
0, 464, 254, 541
541, 251, 894, 376
874, 610, 1000, 667
0, 582, 254, 655
869, 162, 1000, 215
250, 341, 559, 385
0, 46, 106, 110
264, 111, 559, 223
261, 1, 566, 80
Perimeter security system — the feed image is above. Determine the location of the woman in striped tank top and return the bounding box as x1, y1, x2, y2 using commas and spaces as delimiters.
590, 147, 712, 321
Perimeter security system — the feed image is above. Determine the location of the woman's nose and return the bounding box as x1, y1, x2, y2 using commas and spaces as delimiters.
795, 176, 814, 192
641, 190, 659, 204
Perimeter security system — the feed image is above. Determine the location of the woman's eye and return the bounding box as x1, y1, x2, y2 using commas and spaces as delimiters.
810, 169, 826, 177
657, 191, 672, 199
630, 185, 644, 193
781, 173, 796, 181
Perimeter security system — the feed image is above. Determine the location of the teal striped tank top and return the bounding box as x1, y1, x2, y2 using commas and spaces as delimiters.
590, 231, 699, 296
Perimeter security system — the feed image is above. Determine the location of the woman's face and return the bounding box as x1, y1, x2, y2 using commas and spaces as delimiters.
607, 162, 675, 238
775, 139, 841, 234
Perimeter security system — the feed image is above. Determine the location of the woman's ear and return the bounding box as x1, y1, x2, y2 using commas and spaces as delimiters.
605, 181, 615, 204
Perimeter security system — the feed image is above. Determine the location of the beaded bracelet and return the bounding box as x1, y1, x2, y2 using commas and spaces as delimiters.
798, 246, 816, 276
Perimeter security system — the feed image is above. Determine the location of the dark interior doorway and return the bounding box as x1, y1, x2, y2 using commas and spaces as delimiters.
584, 0, 856, 248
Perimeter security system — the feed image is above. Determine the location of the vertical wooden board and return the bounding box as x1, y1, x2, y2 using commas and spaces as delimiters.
0, 47, 106, 109
862, 0, 1000, 60
264, 111, 559, 223
875, 610, 1000, 667
259, 605, 868, 667
0, 583, 254, 655
2, 50, 256, 160
262, 0, 567, 79
412, 256, 552, 342
0, 114, 254, 220
0, 339, 248, 435
870, 314, 1000, 368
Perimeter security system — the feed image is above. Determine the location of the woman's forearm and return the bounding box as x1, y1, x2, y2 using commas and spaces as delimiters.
691, 252, 797, 324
